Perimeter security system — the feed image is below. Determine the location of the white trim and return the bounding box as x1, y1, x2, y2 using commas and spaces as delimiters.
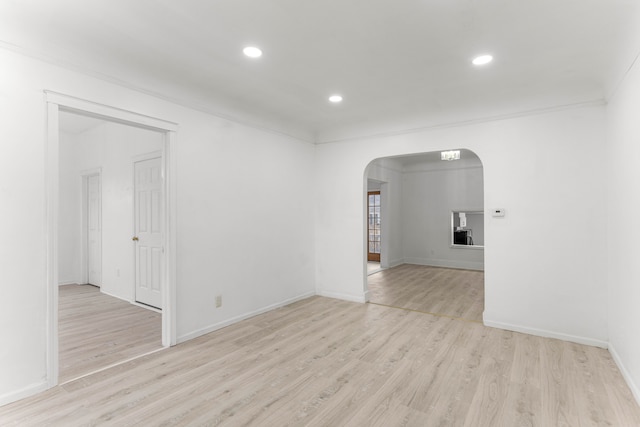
403, 258, 485, 271
316, 99, 606, 145
80, 167, 102, 177
44, 92, 178, 396
449, 245, 484, 251
45, 91, 178, 132
606, 40, 640, 103
97, 287, 125, 301
99, 287, 162, 315
0, 381, 49, 407
99, 287, 133, 304
165, 131, 178, 346
0, 45, 312, 143
80, 175, 88, 285
177, 291, 316, 343
388, 259, 404, 268
378, 183, 390, 269
45, 101, 59, 388
367, 268, 383, 276
609, 343, 640, 406
132, 150, 162, 163
483, 317, 608, 349
58, 281, 78, 286
98, 288, 162, 313
80, 169, 102, 287
315, 290, 367, 304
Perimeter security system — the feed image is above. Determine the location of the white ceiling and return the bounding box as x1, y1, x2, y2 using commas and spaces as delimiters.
1, 0, 637, 142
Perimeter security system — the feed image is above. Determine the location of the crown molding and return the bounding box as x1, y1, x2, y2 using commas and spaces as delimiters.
316, 99, 606, 145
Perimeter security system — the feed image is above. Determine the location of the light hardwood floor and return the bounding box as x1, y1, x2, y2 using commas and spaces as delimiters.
58, 284, 163, 383
2, 296, 639, 426
368, 264, 484, 322
367, 261, 381, 275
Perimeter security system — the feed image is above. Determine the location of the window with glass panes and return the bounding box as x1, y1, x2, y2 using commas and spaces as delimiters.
367, 191, 381, 261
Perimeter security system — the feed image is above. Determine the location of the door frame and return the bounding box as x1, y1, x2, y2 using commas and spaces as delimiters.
367, 190, 381, 262
45, 91, 178, 388
80, 168, 102, 286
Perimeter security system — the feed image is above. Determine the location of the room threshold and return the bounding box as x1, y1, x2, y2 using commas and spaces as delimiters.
367, 301, 483, 324
59, 346, 168, 386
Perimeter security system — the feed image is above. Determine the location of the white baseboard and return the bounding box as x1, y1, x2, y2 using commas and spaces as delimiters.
58, 281, 78, 286
100, 288, 162, 313
367, 268, 382, 276
363, 290, 371, 302
177, 291, 316, 344
315, 289, 367, 303
483, 316, 608, 348
0, 381, 49, 407
99, 288, 133, 303
403, 257, 484, 271
387, 259, 404, 268
609, 343, 640, 406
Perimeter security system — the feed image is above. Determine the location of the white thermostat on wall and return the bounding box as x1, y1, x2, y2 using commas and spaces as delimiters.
492, 208, 506, 218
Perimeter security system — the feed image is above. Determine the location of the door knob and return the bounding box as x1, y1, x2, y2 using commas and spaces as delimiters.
132, 236, 139, 241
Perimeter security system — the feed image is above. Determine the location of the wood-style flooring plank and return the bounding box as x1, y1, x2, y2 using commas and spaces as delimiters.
1, 296, 639, 426
58, 284, 162, 383
368, 264, 484, 322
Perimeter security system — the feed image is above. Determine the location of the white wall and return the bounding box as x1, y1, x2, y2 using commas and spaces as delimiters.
316, 105, 608, 347
401, 158, 484, 270
58, 131, 82, 285
58, 120, 164, 302
0, 47, 315, 404
606, 26, 640, 402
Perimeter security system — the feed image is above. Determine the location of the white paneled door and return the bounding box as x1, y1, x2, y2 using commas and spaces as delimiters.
133, 156, 163, 309
87, 174, 102, 286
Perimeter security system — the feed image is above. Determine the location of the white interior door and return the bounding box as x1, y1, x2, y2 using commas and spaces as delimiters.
134, 156, 163, 309
87, 174, 101, 286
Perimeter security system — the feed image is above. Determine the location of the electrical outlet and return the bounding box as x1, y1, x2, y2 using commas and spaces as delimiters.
215, 295, 222, 308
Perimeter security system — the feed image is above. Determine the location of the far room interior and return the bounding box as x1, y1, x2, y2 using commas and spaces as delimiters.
57, 110, 165, 382
365, 150, 484, 321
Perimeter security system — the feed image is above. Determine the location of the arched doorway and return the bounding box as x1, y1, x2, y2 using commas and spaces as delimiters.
364, 149, 485, 322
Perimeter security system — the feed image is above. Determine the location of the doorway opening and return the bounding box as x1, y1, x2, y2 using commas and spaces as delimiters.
45, 91, 177, 388
367, 190, 381, 274
82, 170, 102, 287
364, 150, 485, 322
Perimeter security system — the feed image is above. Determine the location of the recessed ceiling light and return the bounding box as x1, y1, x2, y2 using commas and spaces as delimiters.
243, 46, 262, 58
472, 54, 493, 66
329, 95, 343, 103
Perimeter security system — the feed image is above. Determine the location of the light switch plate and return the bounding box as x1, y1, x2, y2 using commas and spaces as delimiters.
492, 208, 505, 217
